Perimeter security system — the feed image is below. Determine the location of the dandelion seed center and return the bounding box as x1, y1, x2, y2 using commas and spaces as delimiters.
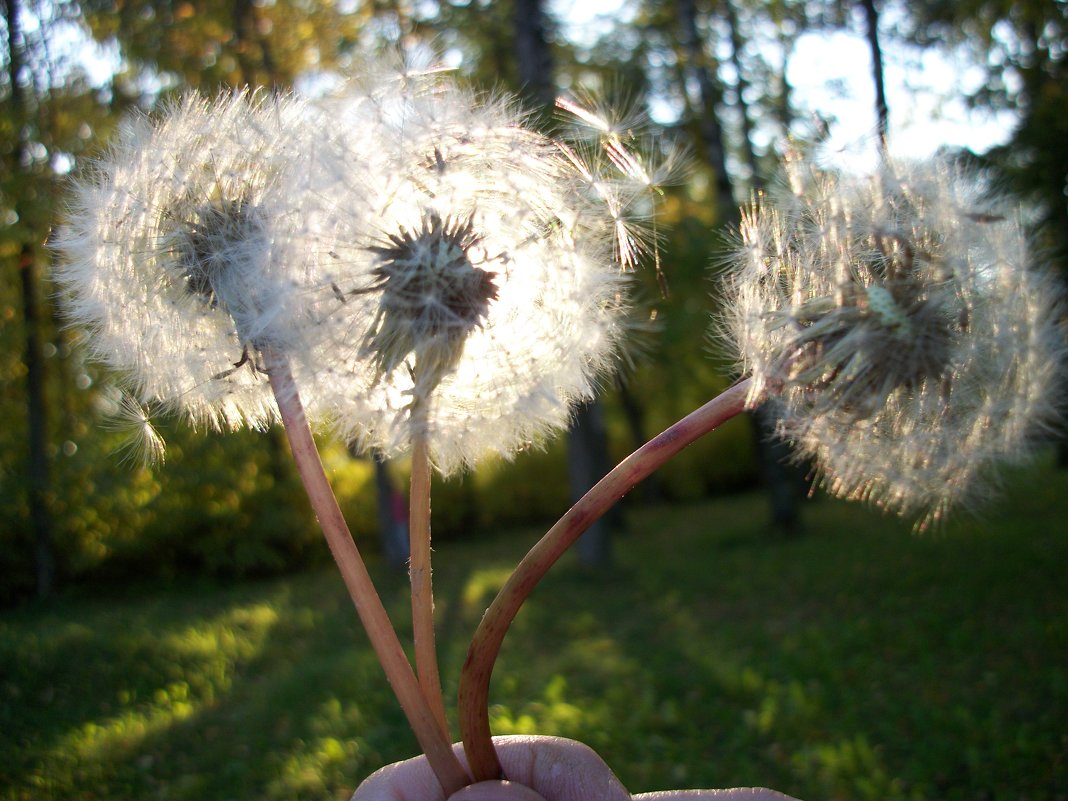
167, 195, 263, 311
865, 285, 912, 339
770, 242, 959, 421
361, 211, 499, 380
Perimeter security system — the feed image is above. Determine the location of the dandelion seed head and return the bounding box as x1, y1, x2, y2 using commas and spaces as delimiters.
55, 60, 669, 471
53, 90, 327, 433
724, 152, 1065, 525
305, 68, 658, 473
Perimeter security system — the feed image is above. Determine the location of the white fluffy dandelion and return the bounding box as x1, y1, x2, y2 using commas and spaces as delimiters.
305, 70, 654, 473
53, 91, 329, 432
725, 153, 1064, 525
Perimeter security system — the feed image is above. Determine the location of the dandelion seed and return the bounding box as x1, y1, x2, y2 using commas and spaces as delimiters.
724, 153, 1064, 526
53, 91, 329, 434
305, 68, 665, 473
555, 94, 683, 273
102, 392, 167, 467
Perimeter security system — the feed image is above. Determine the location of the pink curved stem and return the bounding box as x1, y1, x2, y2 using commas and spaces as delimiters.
459, 379, 752, 781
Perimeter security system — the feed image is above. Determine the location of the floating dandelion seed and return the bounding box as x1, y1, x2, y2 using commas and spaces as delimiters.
725, 153, 1064, 526
53, 91, 328, 433
103, 392, 168, 467
306, 69, 662, 473
555, 94, 683, 280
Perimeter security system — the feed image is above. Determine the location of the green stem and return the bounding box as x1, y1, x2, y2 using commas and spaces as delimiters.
458, 379, 752, 781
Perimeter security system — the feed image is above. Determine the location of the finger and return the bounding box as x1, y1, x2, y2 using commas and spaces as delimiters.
448, 779, 550, 801
352, 753, 449, 801
633, 789, 802, 801
489, 736, 632, 801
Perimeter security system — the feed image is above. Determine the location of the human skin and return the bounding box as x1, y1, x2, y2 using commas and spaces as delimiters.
351, 736, 800, 801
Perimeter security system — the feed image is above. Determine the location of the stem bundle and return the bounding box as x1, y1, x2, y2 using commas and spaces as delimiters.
266, 352, 468, 796
268, 346, 750, 792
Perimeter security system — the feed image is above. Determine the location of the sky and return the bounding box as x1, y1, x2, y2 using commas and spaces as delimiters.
788, 28, 1014, 169
554, 0, 1016, 171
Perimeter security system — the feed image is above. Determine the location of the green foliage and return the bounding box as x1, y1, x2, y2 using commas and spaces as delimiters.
467, 442, 572, 532
0, 418, 328, 605
0, 0, 751, 600
3, 462, 1066, 800
104, 430, 324, 579
79, 0, 370, 91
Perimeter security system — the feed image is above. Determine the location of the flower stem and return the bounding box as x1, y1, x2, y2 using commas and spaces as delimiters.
410, 428, 450, 740
265, 352, 469, 795
457, 379, 753, 781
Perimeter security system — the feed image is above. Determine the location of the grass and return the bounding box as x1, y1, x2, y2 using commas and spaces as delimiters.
2, 462, 1067, 801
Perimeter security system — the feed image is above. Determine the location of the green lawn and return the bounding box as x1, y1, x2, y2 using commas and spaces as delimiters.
3, 463, 1067, 801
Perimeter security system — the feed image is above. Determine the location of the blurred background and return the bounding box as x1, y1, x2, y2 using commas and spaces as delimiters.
1, 1, 1066, 799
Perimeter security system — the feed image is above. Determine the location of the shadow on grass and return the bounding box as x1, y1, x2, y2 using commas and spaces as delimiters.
2, 461, 1066, 801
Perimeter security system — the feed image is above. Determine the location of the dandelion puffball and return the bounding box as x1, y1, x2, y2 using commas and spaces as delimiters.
54, 63, 661, 470
725, 154, 1064, 525
54, 91, 330, 431
306, 71, 645, 473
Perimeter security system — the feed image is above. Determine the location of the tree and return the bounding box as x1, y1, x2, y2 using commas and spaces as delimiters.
676, 0, 737, 220
1, 0, 117, 597
3, 0, 54, 596
0, 0, 393, 600
908, 1, 1067, 262
670, 0, 808, 530
724, 0, 764, 188
79, 0, 372, 93
851, 0, 890, 143
513, 0, 554, 108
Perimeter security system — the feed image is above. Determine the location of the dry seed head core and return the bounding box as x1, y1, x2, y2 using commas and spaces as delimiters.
864, 285, 912, 339
163, 193, 277, 376
361, 211, 499, 387
169, 195, 261, 309
783, 231, 957, 419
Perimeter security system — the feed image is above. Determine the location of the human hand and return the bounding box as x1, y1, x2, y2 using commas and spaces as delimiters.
351, 735, 800, 801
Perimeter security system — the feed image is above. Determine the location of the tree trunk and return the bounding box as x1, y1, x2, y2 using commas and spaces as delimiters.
723, 0, 762, 192
512, 0, 616, 565
373, 452, 409, 568
775, 25, 796, 137
567, 400, 616, 565
232, 0, 280, 88
677, 0, 803, 531
726, 0, 805, 529
4, 0, 55, 597
616, 380, 663, 502
20, 244, 55, 595
859, 0, 889, 145
512, 0, 555, 110
676, 0, 735, 221
751, 405, 803, 534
